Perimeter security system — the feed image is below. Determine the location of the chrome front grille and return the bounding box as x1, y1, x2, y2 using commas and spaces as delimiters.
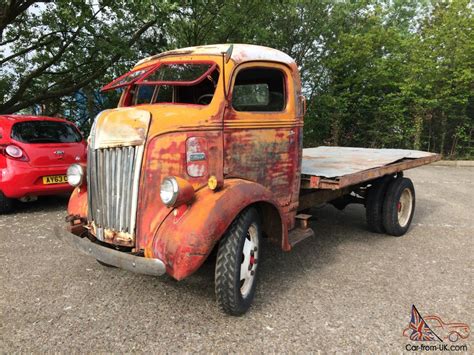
87, 144, 144, 244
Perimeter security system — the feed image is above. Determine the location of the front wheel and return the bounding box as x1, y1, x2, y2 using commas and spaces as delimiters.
215, 207, 261, 316
448, 332, 459, 342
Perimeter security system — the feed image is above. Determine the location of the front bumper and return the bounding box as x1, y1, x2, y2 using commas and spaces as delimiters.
54, 226, 166, 276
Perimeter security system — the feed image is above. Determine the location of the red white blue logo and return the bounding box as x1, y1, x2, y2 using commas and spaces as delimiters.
405, 305, 443, 342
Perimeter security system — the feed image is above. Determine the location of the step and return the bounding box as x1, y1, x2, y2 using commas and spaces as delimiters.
288, 227, 314, 247
295, 213, 312, 229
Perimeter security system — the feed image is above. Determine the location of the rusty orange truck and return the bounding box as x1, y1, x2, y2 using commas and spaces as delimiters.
56, 44, 440, 315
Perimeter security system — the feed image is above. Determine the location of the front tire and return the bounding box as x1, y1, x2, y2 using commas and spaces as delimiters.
215, 207, 261, 316
382, 178, 415, 236
0, 191, 13, 214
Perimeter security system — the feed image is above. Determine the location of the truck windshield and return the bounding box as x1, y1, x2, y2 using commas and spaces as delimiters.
11, 121, 82, 144
138, 63, 214, 84
102, 62, 219, 106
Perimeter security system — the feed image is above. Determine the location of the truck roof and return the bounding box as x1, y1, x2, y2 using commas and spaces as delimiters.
136, 44, 296, 67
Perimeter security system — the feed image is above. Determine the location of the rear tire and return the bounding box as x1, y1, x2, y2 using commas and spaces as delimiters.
382, 178, 415, 236
215, 207, 261, 316
0, 191, 13, 214
365, 176, 392, 233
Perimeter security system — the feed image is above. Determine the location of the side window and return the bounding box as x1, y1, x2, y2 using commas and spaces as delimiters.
154, 85, 173, 103
232, 67, 285, 112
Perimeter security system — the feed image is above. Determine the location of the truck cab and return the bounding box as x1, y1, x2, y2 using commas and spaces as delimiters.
59, 44, 439, 315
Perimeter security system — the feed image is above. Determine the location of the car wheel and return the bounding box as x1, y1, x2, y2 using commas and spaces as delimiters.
215, 207, 261, 316
382, 178, 416, 236
0, 191, 13, 214
448, 332, 459, 342
366, 176, 393, 233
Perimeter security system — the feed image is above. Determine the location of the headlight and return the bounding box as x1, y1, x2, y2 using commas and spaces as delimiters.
67, 164, 84, 187
160, 176, 195, 207
160, 177, 179, 206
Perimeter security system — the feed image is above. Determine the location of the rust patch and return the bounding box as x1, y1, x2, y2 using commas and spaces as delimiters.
135, 130, 223, 252
93, 108, 150, 148
67, 186, 88, 218
148, 179, 285, 280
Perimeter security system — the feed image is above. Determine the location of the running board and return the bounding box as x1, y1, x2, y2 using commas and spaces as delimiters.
288, 227, 314, 247
289, 214, 314, 247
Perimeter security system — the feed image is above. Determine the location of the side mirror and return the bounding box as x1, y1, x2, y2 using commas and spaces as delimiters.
300, 95, 307, 116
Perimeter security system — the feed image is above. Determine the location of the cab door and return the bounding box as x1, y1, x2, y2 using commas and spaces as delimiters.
223, 62, 302, 207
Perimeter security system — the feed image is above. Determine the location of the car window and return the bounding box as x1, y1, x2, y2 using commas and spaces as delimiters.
11, 121, 82, 144
427, 318, 442, 327
232, 67, 286, 112
101, 65, 154, 91
154, 85, 173, 103
133, 85, 155, 105
129, 66, 219, 106
104, 62, 220, 107
139, 63, 212, 83
233, 84, 270, 107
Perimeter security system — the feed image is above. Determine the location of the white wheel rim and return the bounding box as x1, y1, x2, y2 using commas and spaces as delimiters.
240, 223, 258, 298
397, 188, 413, 227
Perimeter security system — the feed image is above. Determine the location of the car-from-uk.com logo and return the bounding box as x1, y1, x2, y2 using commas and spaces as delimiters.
403, 305, 470, 352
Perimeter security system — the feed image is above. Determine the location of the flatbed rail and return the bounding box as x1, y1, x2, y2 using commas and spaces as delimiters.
300, 147, 441, 190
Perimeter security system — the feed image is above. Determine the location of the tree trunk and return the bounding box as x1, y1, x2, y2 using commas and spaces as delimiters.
413, 113, 423, 150
331, 113, 340, 145
440, 111, 447, 155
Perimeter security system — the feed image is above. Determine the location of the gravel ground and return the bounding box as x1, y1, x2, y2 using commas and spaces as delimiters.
0, 165, 472, 352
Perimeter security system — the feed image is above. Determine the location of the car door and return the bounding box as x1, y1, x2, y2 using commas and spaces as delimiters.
223, 62, 302, 207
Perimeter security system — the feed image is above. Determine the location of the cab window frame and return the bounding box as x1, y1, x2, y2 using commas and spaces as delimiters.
119, 60, 221, 107
229, 64, 288, 114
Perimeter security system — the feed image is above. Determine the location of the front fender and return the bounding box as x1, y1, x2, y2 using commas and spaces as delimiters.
67, 186, 88, 218
147, 178, 285, 280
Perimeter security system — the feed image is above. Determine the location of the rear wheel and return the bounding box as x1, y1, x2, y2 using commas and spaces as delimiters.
0, 191, 13, 214
382, 177, 415, 236
215, 207, 261, 316
365, 176, 393, 233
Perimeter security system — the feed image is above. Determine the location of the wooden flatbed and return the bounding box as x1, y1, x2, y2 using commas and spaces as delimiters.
300, 146, 441, 190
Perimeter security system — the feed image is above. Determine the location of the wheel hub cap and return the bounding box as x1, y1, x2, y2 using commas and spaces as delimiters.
240, 224, 258, 297
397, 188, 413, 227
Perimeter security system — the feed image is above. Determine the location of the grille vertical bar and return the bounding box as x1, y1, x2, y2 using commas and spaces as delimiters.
87, 145, 143, 241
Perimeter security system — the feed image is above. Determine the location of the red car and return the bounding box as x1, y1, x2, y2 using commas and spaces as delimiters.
0, 115, 86, 213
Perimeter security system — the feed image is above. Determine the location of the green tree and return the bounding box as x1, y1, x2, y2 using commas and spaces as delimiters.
0, 0, 176, 118
413, 0, 473, 157
0, 0, 472, 157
